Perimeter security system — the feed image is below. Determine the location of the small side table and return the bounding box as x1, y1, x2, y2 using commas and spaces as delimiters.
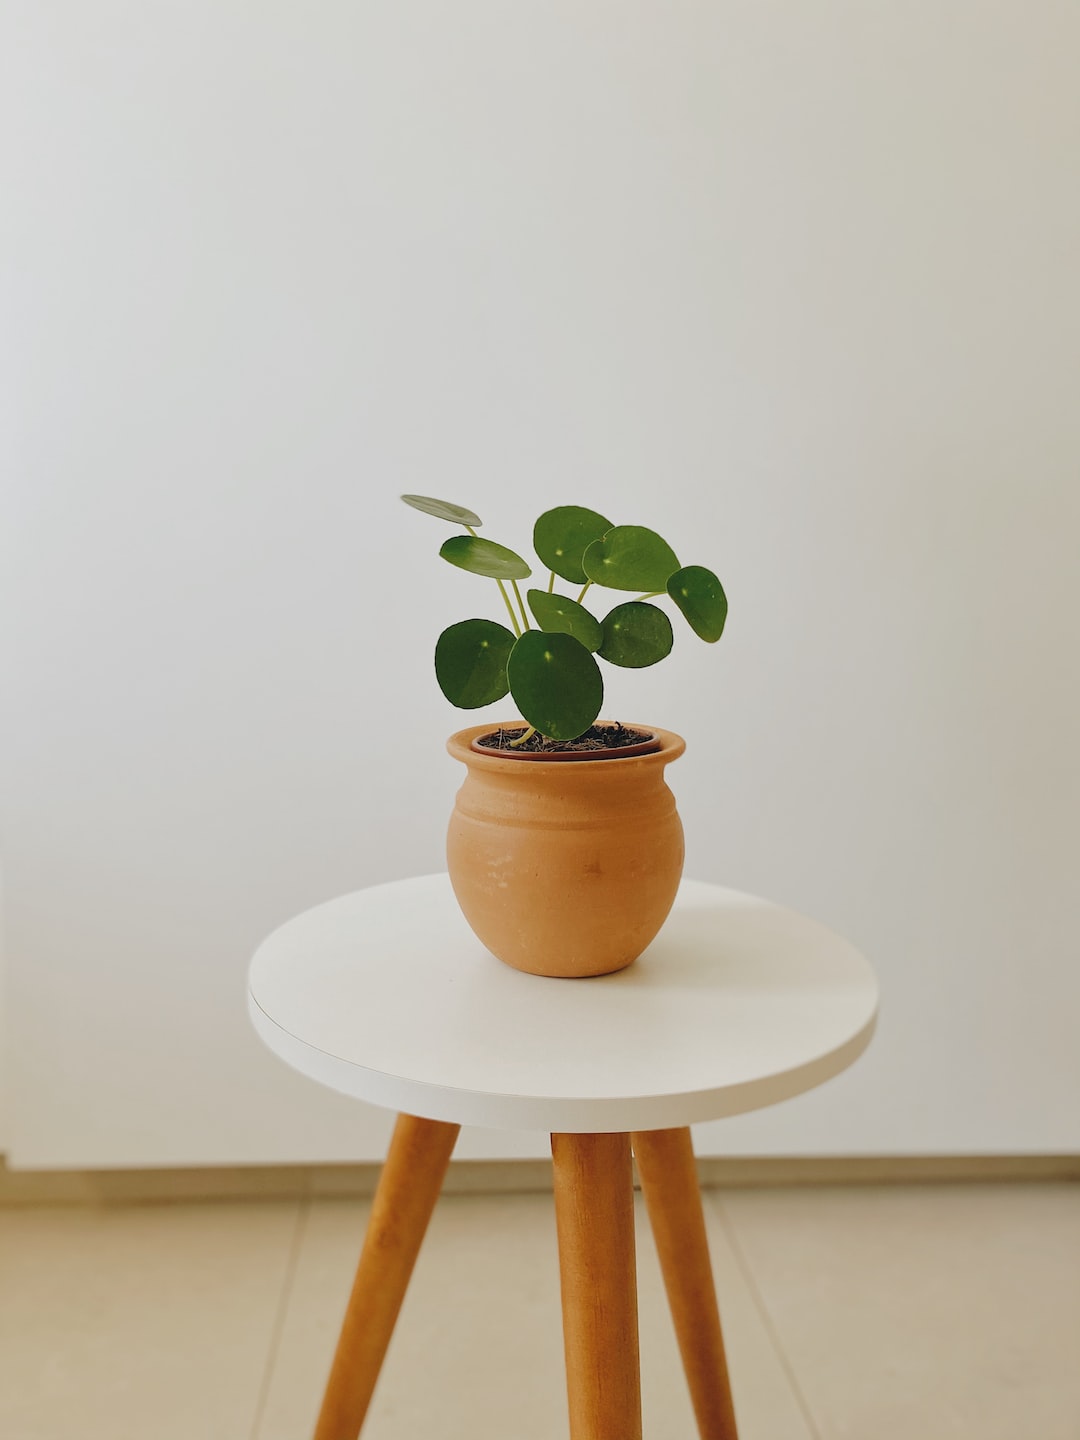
249, 875, 877, 1440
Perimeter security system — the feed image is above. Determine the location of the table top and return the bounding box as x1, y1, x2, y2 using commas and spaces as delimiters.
249, 874, 878, 1134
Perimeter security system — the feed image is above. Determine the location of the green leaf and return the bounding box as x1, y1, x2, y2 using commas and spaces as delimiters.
506, 631, 603, 741
667, 565, 727, 642
597, 602, 674, 668
582, 525, 680, 592
526, 589, 603, 652
440, 535, 532, 581
435, 619, 516, 708
401, 493, 482, 526
533, 506, 613, 584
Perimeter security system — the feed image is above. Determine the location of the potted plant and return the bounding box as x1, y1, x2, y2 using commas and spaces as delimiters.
403, 494, 728, 978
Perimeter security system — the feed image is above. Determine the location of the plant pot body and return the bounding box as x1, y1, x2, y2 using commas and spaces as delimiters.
446, 724, 686, 978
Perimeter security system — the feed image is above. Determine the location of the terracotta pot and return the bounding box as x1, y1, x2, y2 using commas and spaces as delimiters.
446, 722, 686, 978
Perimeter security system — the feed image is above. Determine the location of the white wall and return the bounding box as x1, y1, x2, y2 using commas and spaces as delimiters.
0, 865, 7, 1153
3, 2, 1078, 1167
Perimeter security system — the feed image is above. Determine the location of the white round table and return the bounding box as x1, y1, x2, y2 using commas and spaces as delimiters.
249, 874, 877, 1440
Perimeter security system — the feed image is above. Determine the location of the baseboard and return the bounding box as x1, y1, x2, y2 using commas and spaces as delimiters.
1, 1152, 1077, 1206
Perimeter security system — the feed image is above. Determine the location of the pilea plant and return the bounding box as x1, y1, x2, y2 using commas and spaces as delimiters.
402, 494, 728, 744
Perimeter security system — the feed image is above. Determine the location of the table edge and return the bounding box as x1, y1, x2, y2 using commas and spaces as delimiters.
248, 988, 879, 1134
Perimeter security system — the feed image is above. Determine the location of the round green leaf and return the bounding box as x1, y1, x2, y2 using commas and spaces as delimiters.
506, 631, 603, 741
582, 525, 680, 592
401, 493, 482, 526
440, 535, 532, 581
666, 565, 728, 642
533, 506, 613, 584
435, 619, 515, 708
597, 601, 674, 668
526, 589, 603, 652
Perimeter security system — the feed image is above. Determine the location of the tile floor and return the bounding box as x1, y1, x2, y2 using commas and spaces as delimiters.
1, 1182, 1078, 1439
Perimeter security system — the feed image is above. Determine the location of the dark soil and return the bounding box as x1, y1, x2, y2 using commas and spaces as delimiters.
475, 723, 656, 754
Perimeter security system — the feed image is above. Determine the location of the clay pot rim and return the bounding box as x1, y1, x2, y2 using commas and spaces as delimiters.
448, 721, 686, 768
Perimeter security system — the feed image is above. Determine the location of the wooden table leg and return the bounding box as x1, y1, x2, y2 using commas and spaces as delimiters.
551, 1132, 642, 1440
632, 1127, 739, 1440
313, 1113, 460, 1440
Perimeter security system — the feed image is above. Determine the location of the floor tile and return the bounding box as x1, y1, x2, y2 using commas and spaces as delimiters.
260, 1189, 812, 1439
0, 1200, 300, 1440
715, 1183, 1080, 1440
637, 1193, 815, 1440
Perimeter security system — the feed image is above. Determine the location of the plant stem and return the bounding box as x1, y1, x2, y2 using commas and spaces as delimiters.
508, 725, 537, 748
577, 581, 592, 604
547, 570, 555, 593
497, 581, 522, 637
466, 518, 527, 630
466, 522, 524, 636
634, 591, 664, 601
511, 579, 530, 631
